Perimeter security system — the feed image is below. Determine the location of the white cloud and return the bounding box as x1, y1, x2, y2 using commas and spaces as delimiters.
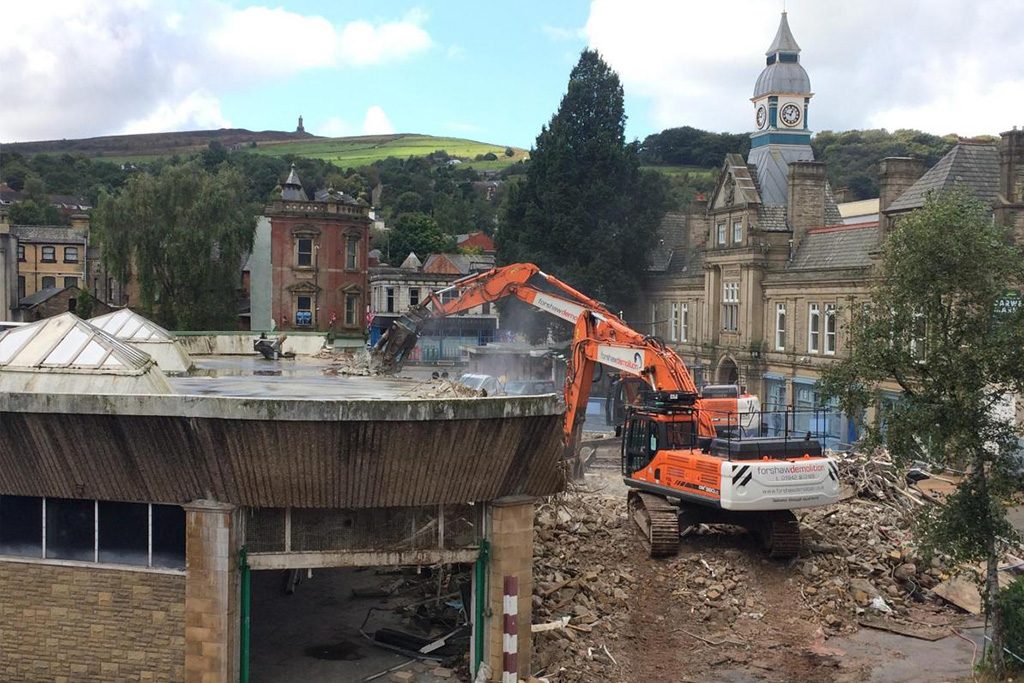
0, 2, 433, 141
362, 106, 395, 135
584, 0, 1024, 137
318, 117, 355, 138
122, 90, 231, 135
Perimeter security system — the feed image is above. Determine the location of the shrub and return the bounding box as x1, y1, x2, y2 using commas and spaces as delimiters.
1000, 578, 1024, 671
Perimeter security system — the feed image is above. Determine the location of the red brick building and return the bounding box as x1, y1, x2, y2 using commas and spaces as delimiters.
263, 166, 371, 336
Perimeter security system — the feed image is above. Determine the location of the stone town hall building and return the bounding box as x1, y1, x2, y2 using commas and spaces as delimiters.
640, 12, 1024, 446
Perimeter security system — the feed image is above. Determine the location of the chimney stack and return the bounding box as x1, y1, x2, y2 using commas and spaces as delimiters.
998, 129, 1024, 237
878, 157, 924, 235
689, 195, 709, 250
0, 207, 9, 234
69, 213, 90, 233
787, 161, 827, 254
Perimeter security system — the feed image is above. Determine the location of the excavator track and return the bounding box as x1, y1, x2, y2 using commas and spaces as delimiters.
627, 491, 679, 558
759, 510, 802, 559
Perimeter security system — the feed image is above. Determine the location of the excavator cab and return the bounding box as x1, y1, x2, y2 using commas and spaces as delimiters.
621, 406, 700, 477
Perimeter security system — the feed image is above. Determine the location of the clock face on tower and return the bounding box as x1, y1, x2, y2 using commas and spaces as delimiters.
755, 105, 767, 130
780, 103, 802, 127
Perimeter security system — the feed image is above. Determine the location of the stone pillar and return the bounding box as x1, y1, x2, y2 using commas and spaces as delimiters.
878, 157, 925, 237
183, 500, 240, 683
486, 496, 535, 681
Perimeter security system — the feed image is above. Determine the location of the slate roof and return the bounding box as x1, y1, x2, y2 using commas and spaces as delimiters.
9, 225, 87, 243
824, 183, 843, 225
766, 11, 801, 55
313, 188, 359, 205
790, 222, 879, 271
747, 143, 815, 206
887, 143, 999, 213
648, 213, 686, 272
19, 286, 68, 308
280, 164, 308, 202
422, 253, 495, 275
757, 205, 789, 232
648, 212, 705, 277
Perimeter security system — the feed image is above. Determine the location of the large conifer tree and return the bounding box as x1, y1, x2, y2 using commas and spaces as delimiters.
497, 50, 666, 314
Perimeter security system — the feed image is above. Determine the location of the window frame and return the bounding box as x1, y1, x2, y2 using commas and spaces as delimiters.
63, 276, 77, 289
17, 244, 25, 262
669, 302, 679, 342
409, 287, 419, 308
716, 223, 726, 246
808, 303, 820, 353
295, 295, 313, 327
824, 304, 837, 355
775, 303, 787, 351
344, 292, 359, 327
296, 237, 314, 268
345, 234, 360, 271
17, 276, 25, 300
41, 276, 56, 290
732, 220, 743, 245
385, 287, 395, 314
40, 246, 56, 263
722, 282, 739, 332
680, 303, 689, 342
0, 495, 184, 572
63, 246, 79, 263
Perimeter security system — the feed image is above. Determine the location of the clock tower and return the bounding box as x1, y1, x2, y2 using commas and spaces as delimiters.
748, 11, 815, 205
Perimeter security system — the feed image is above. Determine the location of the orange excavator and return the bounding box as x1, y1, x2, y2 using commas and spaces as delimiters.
371, 263, 839, 557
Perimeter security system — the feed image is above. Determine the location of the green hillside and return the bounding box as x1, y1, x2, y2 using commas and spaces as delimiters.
253, 133, 528, 169
3, 128, 527, 170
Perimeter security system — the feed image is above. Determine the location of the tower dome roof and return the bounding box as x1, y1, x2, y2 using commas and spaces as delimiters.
752, 11, 810, 98
753, 62, 811, 98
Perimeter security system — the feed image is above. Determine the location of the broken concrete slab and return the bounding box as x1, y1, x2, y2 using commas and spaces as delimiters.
932, 577, 981, 615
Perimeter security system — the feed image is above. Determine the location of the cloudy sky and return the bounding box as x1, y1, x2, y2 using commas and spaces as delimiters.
2, 0, 1022, 146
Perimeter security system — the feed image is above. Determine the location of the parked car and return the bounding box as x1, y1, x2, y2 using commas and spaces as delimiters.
456, 373, 502, 396
504, 379, 558, 396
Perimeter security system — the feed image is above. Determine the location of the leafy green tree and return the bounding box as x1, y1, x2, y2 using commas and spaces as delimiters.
819, 186, 1024, 675
94, 162, 256, 330
639, 126, 750, 167
387, 213, 455, 263
812, 129, 957, 200
504, 147, 514, 157
497, 49, 667, 314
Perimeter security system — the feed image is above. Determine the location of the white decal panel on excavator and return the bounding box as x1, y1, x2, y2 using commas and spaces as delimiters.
719, 458, 841, 511
596, 345, 645, 376
531, 293, 588, 323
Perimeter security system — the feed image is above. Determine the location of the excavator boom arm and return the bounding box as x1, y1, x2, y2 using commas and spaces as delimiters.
371, 263, 716, 440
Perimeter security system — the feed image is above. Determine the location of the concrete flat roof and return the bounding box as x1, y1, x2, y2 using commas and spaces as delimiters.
0, 387, 565, 508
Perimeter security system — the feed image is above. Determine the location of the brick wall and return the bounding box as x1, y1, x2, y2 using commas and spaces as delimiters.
486, 497, 534, 680
0, 561, 185, 682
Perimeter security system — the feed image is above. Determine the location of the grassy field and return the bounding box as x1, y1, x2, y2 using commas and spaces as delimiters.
253, 133, 528, 169
643, 164, 717, 181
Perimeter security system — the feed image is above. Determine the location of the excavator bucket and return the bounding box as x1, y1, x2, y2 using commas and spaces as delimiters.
370, 307, 432, 373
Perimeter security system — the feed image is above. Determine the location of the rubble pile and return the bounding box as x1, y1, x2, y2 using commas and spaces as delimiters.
532, 490, 635, 682
317, 348, 374, 376
795, 449, 962, 632
401, 379, 484, 399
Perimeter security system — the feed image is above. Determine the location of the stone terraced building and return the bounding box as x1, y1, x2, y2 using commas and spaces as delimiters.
639, 12, 1024, 446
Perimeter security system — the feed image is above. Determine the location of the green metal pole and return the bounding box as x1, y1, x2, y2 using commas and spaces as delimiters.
473, 539, 490, 677
239, 547, 251, 683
